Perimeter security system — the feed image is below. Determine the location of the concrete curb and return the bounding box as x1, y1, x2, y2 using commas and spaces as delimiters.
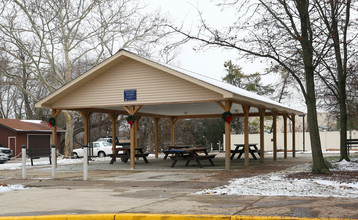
0, 214, 114, 220
0, 213, 350, 220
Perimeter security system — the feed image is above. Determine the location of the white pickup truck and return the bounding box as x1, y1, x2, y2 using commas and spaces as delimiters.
72, 141, 122, 158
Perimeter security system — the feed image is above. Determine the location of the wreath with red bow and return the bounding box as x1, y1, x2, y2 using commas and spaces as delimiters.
126, 115, 136, 128
221, 111, 233, 124
48, 117, 56, 128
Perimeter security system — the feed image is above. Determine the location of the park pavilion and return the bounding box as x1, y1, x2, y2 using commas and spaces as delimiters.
35, 50, 303, 171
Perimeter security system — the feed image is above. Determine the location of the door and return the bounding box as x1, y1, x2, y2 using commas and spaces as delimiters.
8, 137, 16, 158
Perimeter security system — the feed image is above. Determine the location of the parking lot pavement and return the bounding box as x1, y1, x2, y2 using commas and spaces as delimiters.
0, 153, 358, 219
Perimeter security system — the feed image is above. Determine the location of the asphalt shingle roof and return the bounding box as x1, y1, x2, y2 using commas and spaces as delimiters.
0, 119, 64, 132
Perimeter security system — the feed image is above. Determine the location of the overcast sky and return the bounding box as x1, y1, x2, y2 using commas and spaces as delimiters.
144, 0, 267, 81
144, 0, 306, 111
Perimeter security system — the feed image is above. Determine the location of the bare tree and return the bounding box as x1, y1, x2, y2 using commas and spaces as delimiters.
0, 77, 17, 118
313, 0, 358, 161
0, 0, 171, 156
0, 50, 22, 118
168, 0, 332, 173
346, 70, 358, 131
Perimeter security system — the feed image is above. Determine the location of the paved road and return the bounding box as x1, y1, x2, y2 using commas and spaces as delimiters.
0, 153, 357, 219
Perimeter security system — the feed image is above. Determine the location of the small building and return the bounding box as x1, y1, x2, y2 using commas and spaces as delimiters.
0, 119, 64, 158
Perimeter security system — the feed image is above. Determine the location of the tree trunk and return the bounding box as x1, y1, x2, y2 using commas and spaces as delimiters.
339, 94, 349, 161
297, 0, 330, 174
306, 94, 331, 174
328, 0, 350, 162
305, 55, 330, 174
306, 64, 330, 174
22, 91, 33, 119
20, 53, 34, 119
63, 111, 74, 157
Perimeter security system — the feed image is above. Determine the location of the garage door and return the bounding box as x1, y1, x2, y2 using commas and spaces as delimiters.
28, 135, 51, 149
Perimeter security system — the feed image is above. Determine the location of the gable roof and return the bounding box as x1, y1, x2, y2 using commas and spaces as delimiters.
35, 50, 304, 116
0, 119, 65, 132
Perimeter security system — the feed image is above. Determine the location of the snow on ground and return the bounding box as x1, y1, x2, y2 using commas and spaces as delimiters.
0, 157, 85, 193
0, 158, 84, 171
196, 159, 358, 198
0, 154, 158, 172
1, 155, 358, 197
0, 184, 25, 193
332, 159, 358, 171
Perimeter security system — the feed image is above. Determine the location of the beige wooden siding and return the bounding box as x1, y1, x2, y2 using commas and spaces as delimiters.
52, 58, 223, 108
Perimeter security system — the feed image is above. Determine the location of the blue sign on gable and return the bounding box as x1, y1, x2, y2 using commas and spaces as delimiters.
124, 89, 137, 101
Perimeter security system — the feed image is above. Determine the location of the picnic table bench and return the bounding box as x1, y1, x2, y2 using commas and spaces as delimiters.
26, 148, 52, 166
169, 147, 216, 168
230, 144, 260, 160
347, 139, 358, 155
109, 147, 149, 164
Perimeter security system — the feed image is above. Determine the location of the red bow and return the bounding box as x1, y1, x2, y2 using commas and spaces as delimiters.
128, 120, 134, 128
226, 115, 232, 124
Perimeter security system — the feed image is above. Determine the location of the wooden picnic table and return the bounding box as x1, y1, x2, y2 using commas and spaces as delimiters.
109, 147, 149, 164
168, 147, 216, 168
230, 144, 260, 160
163, 145, 190, 159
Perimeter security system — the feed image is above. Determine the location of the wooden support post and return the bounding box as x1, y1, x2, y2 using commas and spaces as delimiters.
259, 108, 265, 164
80, 111, 92, 168
130, 117, 135, 168
80, 111, 92, 146
283, 114, 288, 159
108, 113, 119, 155
134, 117, 141, 149
152, 118, 160, 158
292, 114, 296, 158
51, 109, 61, 146
129, 106, 136, 169
217, 101, 232, 170
273, 112, 277, 161
170, 117, 177, 146
123, 105, 142, 169
242, 104, 250, 167
51, 109, 61, 168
